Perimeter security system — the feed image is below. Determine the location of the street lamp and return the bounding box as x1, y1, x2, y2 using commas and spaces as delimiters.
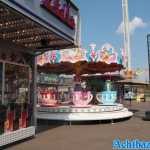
147, 34, 150, 84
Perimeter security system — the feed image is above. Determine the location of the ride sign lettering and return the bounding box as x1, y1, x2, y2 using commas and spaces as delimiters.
40, 0, 75, 29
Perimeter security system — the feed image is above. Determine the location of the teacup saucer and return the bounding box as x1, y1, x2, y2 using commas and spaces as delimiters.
71, 105, 92, 108
98, 103, 117, 106
41, 104, 59, 107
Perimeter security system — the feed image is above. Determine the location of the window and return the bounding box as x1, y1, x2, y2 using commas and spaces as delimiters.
4, 63, 29, 105
0, 61, 31, 134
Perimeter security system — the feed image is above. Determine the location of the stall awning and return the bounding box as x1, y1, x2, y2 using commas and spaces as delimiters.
0, 1, 79, 54
81, 74, 124, 81
115, 79, 149, 85
38, 61, 124, 75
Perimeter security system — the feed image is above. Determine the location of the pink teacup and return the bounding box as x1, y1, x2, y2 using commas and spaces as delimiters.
72, 91, 93, 107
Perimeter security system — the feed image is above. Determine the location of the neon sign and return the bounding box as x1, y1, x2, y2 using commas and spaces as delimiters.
40, 0, 75, 29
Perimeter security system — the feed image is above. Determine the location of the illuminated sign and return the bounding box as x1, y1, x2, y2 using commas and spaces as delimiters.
40, 0, 75, 29
37, 44, 124, 66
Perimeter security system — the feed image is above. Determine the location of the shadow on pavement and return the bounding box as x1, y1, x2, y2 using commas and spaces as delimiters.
37, 117, 132, 128
128, 109, 139, 113
2, 136, 35, 150
37, 119, 63, 134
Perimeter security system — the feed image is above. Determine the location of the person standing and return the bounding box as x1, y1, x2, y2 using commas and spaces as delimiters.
128, 91, 133, 106
136, 93, 141, 104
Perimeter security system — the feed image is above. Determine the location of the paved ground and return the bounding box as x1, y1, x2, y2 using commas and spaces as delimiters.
5, 101, 150, 150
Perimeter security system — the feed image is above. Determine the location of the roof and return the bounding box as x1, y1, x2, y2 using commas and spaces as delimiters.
38, 61, 124, 75
116, 79, 149, 85
0, 0, 79, 54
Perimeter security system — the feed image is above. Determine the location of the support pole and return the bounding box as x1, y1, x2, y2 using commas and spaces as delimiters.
122, 0, 131, 70
147, 34, 150, 84
31, 55, 37, 130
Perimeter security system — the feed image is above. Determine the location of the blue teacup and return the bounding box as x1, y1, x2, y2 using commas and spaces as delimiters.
96, 91, 117, 105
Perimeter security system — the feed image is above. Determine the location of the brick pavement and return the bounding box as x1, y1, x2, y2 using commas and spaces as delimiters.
5, 101, 150, 150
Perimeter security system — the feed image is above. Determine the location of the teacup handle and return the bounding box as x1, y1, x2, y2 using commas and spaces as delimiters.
87, 94, 93, 104
96, 94, 101, 102
72, 95, 76, 103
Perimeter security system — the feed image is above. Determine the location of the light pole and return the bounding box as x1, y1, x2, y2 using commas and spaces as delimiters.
122, 0, 131, 70
147, 34, 150, 84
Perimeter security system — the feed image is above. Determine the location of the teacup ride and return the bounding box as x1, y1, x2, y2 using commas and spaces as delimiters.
37, 88, 133, 122
37, 62, 133, 122
37, 81, 133, 122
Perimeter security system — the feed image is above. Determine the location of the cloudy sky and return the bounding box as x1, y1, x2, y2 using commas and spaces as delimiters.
74, 0, 150, 81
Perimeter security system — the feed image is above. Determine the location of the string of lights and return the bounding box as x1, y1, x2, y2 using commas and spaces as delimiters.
0, 5, 70, 50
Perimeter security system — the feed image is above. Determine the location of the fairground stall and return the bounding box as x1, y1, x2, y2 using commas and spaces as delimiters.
0, 0, 79, 146
37, 43, 133, 122
115, 79, 150, 103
